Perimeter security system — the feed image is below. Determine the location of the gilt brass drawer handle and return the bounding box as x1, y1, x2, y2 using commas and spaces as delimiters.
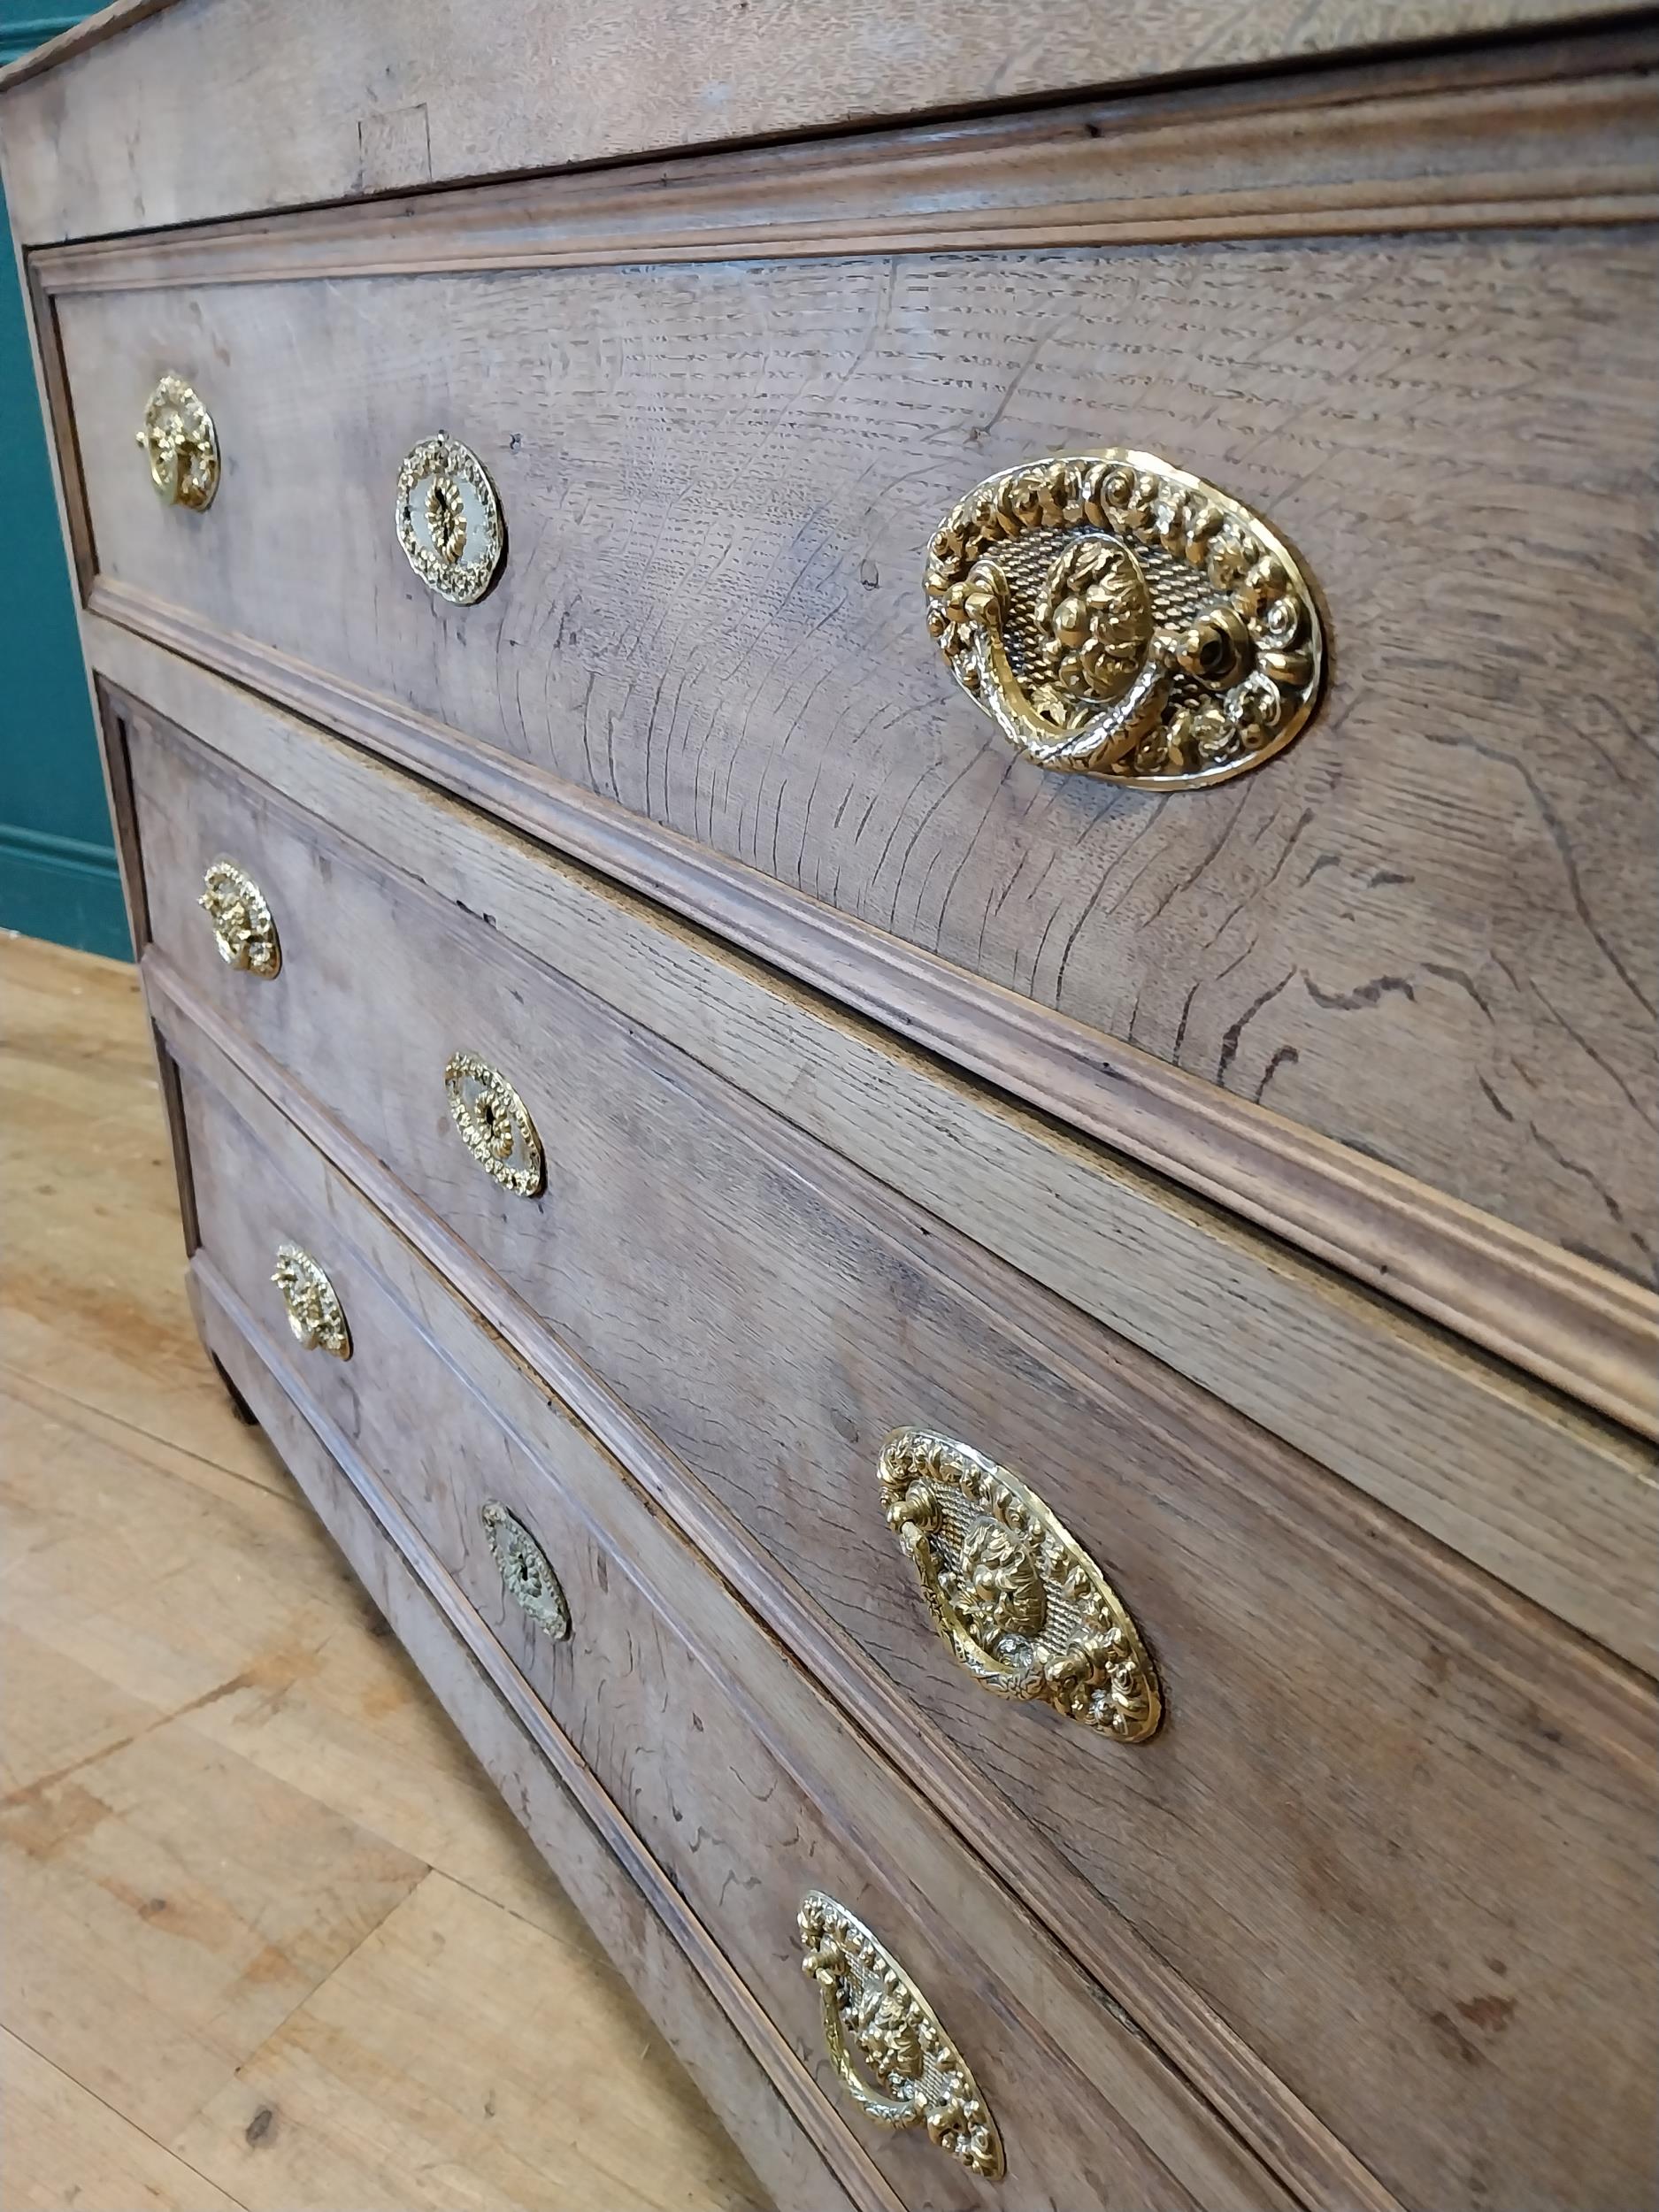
480, 1501, 572, 1642
395, 434, 505, 605
136, 373, 219, 511
926, 450, 1323, 788
199, 860, 280, 978
798, 1891, 1002, 2180
879, 1429, 1161, 1742
444, 1051, 545, 1197
272, 1243, 351, 1360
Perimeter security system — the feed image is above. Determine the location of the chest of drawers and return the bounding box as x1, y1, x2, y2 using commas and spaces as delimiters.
6, 6, 1655, 2207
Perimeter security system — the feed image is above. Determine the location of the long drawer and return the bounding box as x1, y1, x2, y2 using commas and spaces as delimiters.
174, 1036, 1282, 2212
130, 686, 1656, 2211
50, 209, 1659, 1288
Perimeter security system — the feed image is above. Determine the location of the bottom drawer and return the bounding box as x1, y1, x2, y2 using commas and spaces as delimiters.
192, 1271, 850, 2212
171, 1027, 1287, 2212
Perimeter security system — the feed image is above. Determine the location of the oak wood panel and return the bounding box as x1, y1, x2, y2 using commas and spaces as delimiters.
113, 678, 1657, 1672
35, 28, 1659, 293
147, 757, 1657, 2212
54, 237, 1659, 1293
184, 1286, 861, 2212
2, 0, 1646, 242
180, 1071, 1291, 2212
189, 1276, 1283, 2212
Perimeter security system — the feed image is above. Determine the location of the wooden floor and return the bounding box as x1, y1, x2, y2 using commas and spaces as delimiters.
0, 932, 761, 2212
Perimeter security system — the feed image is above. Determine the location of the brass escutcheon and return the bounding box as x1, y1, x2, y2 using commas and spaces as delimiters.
879, 1428, 1161, 1742
444, 1051, 545, 1197
136, 373, 219, 511
480, 1500, 572, 1642
926, 449, 1324, 787
798, 1890, 1003, 2178
395, 434, 505, 604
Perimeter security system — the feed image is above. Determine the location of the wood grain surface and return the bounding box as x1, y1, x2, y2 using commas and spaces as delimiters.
3, 0, 1647, 241
180, 1096, 1306, 2212
117, 684, 1657, 1680
0, 933, 771, 2212
55, 230, 1659, 1288
161, 810, 1659, 2212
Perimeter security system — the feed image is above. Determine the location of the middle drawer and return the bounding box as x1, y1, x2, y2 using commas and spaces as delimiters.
129, 685, 1656, 2212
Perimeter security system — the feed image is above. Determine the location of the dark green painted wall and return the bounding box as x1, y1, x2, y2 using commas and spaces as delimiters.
1, 4, 129, 956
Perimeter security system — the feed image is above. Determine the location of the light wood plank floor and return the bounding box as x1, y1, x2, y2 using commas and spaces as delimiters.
0, 932, 761, 2212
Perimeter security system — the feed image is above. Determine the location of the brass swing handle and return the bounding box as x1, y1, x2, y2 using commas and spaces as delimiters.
797, 1890, 1003, 2180
879, 1428, 1162, 1742
271, 1243, 350, 1360
925, 448, 1323, 790
137, 373, 219, 511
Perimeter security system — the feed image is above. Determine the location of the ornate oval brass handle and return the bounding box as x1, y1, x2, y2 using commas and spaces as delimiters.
136, 373, 219, 511
272, 1243, 351, 1359
395, 434, 505, 605
925, 449, 1323, 788
798, 1891, 1003, 2179
879, 1428, 1161, 1742
480, 1501, 572, 1641
444, 1052, 545, 1197
199, 859, 280, 978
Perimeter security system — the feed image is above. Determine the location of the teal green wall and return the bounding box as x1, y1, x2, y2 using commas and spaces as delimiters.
1, 4, 129, 957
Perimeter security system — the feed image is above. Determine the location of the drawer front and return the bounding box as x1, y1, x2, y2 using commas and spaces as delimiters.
133, 697, 1656, 2211
176, 1054, 1277, 2212
57, 227, 1658, 1279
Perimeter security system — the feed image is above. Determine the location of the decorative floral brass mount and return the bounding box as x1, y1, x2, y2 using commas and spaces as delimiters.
480, 1501, 572, 1641
443, 1051, 545, 1197
395, 434, 505, 604
136, 373, 219, 511
798, 1890, 1003, 2179
199, 860, 280, 979
879, 1428, 1162, 1741
926, 449, 1324, 787
271, 1243, 351, 1359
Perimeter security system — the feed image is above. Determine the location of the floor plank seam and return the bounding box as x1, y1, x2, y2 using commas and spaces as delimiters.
0, 1359, 288, 1501
2, 2025, 254, 2212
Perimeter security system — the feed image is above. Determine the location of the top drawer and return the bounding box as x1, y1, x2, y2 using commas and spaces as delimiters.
2, 3, 1647, 241
46, 207, 1659, 1296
